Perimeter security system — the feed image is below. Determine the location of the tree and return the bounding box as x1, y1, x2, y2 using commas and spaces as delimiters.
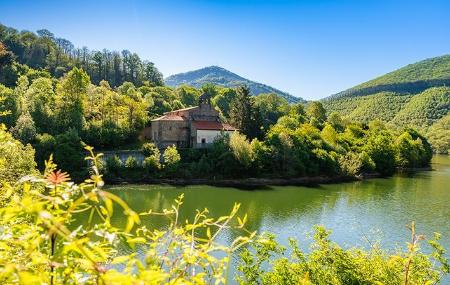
306, 101, 327, 123
230, 86, 255, 138
229, 132, 254, 168
364, 132, 396, 175
0, 124, 37, 183
26, 77, 55, 133
10, 111, 37, 144
55, 68, 90, 132
163, 145, 181, 175
254, 93, 289, 133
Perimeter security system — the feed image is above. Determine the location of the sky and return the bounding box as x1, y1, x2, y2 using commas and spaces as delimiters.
1, 0, 450, 100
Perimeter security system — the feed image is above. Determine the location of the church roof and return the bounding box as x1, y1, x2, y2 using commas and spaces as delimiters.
151, 114, 186, 121
193, 121, 237, 131
164, 106, 198, 114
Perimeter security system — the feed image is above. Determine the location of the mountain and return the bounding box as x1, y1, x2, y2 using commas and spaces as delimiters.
322, 55, 450, 153
165, 66, 304, 103
328, 55, 450, 99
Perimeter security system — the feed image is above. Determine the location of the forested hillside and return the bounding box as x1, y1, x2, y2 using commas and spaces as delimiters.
0, 23, 164, 87
323, 55, 450, 153
330, 55, 450, 98
165, 66, 303, 103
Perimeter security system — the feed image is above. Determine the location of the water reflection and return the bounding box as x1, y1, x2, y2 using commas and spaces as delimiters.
101, 155, 450, 278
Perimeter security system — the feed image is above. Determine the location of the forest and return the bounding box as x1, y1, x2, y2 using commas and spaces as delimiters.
0, 23, 436, 182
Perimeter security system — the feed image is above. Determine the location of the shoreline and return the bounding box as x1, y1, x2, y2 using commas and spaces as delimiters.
104, 166, 436, 189
106, 174, 372, 190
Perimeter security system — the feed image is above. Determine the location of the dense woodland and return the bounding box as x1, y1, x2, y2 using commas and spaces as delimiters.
0, 23, 163, 87
0, 23, 439, 181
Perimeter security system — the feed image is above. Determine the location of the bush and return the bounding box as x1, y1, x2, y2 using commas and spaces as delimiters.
237, 225, 449, 285
125, 156, 139, 169
229, 132, 254, 169
106, 155, 123, 175
0, 148, 253, 284
143, 155, 161, 173
141, 142, 159, 157
0, 124, 37, 183
163, 145, 181, 175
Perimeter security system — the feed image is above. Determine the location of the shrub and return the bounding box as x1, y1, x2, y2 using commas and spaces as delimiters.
0, 148, 447, 284
0, 147, 253, 284
230, 132, 254, 169
141, 142, 159, 157
163, 145, 181, 175
143, 154, 161, 173
237, 224, 449, 285
0, 124, 37, 183
125, 155, 139, 169
106, 155, 123, 175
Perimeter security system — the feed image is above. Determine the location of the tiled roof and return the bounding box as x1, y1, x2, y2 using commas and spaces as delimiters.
193, 121, 237, 131
151, 114, 186, 121
163, 106, 198, 115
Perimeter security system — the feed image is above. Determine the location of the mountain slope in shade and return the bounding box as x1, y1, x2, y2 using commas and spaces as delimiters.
165, 66, 304, 103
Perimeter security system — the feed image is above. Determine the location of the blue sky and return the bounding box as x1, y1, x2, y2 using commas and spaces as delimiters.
1, 0, 449, 100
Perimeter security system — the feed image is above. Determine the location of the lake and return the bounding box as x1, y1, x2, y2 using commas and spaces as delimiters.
106, 155, 450, 281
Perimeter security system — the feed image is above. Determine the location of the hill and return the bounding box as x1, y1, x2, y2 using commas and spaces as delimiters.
323, 55, 450, 153
329, 55, 450, 99
165, 66, 304, 103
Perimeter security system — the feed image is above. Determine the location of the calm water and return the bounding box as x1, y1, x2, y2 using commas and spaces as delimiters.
106, 155, 450, 281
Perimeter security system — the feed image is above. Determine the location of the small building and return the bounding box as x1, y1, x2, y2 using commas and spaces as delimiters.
150, 94, 237, 149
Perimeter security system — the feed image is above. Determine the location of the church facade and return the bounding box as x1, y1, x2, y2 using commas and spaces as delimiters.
149, 95, 237, 149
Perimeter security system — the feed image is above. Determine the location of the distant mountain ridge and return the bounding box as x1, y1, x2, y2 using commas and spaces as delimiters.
165, 66, 304, 103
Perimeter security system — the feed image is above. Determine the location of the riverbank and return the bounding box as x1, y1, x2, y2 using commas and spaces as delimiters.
103, 165, 438, 189
105, 174, 371, 189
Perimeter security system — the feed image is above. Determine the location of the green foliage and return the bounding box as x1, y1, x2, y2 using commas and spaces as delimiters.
339, 151, 375, 176
143, 154, 161, 173
364, 132, 397, 176
306, 101, 327, 124
34, 133, 56, 170
51, 129, 86, 177
0, 124, 37, 183
426, 113, 450, 154
163, 145, 181, 175
0, 23, 164, 87
10, 111, 37, 144
55, 67, 90, 132
323, 56, 450, 152
105, 155, 123, 176
0, 149, 254, 284
237, 224, 449, 285
125, 156, 139, 169
141, 142, 159, 157
229, 132, 254, 169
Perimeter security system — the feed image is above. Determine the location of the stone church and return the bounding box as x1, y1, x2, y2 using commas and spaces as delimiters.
149, 94, 237, 149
